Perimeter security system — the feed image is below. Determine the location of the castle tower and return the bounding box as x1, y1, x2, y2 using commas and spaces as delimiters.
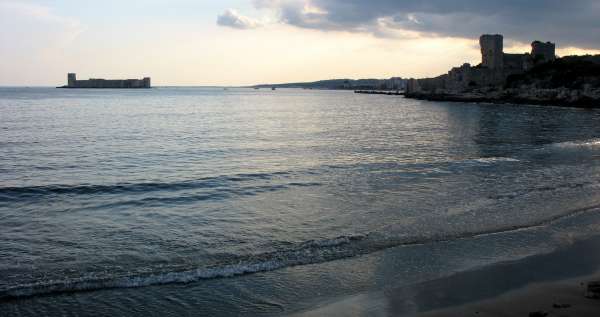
531, 41, 556, 63
480, 34, 504, 70
68, 73, 76, 87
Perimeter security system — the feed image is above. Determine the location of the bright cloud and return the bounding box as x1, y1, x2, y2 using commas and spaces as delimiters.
217, 9, 262, 29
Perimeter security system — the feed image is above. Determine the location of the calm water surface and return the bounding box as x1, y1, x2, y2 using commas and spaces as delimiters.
2, 87, 600, 315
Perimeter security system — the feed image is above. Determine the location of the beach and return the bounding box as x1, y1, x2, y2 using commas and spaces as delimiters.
294, 235, 600, 317
422, 275, 600, 317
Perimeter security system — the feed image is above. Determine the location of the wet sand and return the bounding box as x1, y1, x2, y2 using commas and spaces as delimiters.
292, 236, 600, 317
421, 274, 600, 317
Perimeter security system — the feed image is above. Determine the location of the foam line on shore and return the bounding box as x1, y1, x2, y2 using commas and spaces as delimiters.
3, 203, 600, 301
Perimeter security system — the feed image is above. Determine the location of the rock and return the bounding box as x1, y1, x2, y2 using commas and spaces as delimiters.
552, 303, 571, 309
529, 311, 548, 317
585, 281, 600, 299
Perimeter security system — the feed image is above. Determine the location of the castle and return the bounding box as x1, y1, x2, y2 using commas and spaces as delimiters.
406, 35, 556, 94
59, 73, 151, 89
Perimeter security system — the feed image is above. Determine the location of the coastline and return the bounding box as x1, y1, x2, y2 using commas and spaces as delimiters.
291, 235, 600, 317
404, 92, 600, 108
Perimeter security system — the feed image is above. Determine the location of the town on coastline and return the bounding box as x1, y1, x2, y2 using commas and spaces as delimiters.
252, 77, 406, 91
405, 34, 600, 107
58, 73, 151, 89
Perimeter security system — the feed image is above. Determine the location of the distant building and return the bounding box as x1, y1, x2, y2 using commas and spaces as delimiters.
59, 73, 151, 89
406, 34, 556, 94
381, 77, 406, 90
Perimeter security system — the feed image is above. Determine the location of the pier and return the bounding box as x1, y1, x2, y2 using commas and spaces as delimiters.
354, 90, 405, 96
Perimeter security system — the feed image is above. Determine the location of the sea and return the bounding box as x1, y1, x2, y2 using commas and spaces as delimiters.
2, 87, 600, 316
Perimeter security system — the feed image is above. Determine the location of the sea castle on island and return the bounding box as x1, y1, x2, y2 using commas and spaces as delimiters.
59, 73, 151, 89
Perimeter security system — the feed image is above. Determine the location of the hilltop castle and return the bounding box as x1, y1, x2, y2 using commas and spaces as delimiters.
59, 73, 151, 89
407, 35, 555, 93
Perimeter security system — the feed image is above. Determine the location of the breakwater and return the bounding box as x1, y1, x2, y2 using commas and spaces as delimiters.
354, 90, 404, 96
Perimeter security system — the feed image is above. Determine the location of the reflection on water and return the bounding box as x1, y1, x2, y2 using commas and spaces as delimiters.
2, 88, 600, 315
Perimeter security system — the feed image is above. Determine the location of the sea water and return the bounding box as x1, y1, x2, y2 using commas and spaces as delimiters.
3, 87, 600, 315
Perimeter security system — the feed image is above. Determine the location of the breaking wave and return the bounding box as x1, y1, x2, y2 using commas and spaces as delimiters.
550, 138, 600, 149
3, 203, 600, 301
463, 157, 521, 164
541, 138, 600, 155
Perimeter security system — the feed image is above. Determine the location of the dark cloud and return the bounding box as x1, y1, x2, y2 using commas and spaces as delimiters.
254, 0, 600, 48
217, 9, 261, 29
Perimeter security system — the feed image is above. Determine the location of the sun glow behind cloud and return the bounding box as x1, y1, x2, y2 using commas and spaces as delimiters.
0, 0, 482, 86
61, 24, 481, 86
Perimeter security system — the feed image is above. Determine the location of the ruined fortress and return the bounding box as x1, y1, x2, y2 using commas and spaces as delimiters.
406, 35, 555, 94
59, 73, 151, 89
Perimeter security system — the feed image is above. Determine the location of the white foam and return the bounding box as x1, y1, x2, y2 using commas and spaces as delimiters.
470, 157, 521, 164
2, 261, 289, 299
549, 138, 600, 150
455, 157, 521, 165
4, 202, 600, 301
1, 235, 365, 300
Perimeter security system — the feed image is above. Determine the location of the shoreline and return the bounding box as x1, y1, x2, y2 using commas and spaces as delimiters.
292, 235, 600, 317
404, 92, 600, 108
421, 274, 600, 317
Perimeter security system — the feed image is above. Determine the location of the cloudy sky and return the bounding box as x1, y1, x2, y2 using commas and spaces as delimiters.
2, 0, 600, 86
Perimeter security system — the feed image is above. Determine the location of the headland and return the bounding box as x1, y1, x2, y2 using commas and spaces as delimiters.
405, 34, 600, 107
251, 77, 407, 91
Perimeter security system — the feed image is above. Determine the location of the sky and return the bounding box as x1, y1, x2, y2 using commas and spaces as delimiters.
2, 0, 600, 86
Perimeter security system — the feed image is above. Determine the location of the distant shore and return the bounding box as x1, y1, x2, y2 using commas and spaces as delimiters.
292, 235, 600, 317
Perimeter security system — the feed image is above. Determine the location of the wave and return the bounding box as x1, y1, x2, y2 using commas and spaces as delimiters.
0, 234, 366, 300
549, 138, 600, 150
3, 156, 520, 202
325, 156, 522, 175
539, 138, 600, 156
0, 171, 299, 200
84, 182, 322, 209
489, 180, 597, 201
3, 203, 600, 301
466, 157, 521, 164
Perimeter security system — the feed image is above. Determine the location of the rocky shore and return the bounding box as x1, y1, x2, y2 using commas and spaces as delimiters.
405, 86, 600, 108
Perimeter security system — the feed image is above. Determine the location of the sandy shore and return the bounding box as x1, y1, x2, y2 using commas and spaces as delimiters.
421, 274, 600, 317
292, 236, 600, 317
